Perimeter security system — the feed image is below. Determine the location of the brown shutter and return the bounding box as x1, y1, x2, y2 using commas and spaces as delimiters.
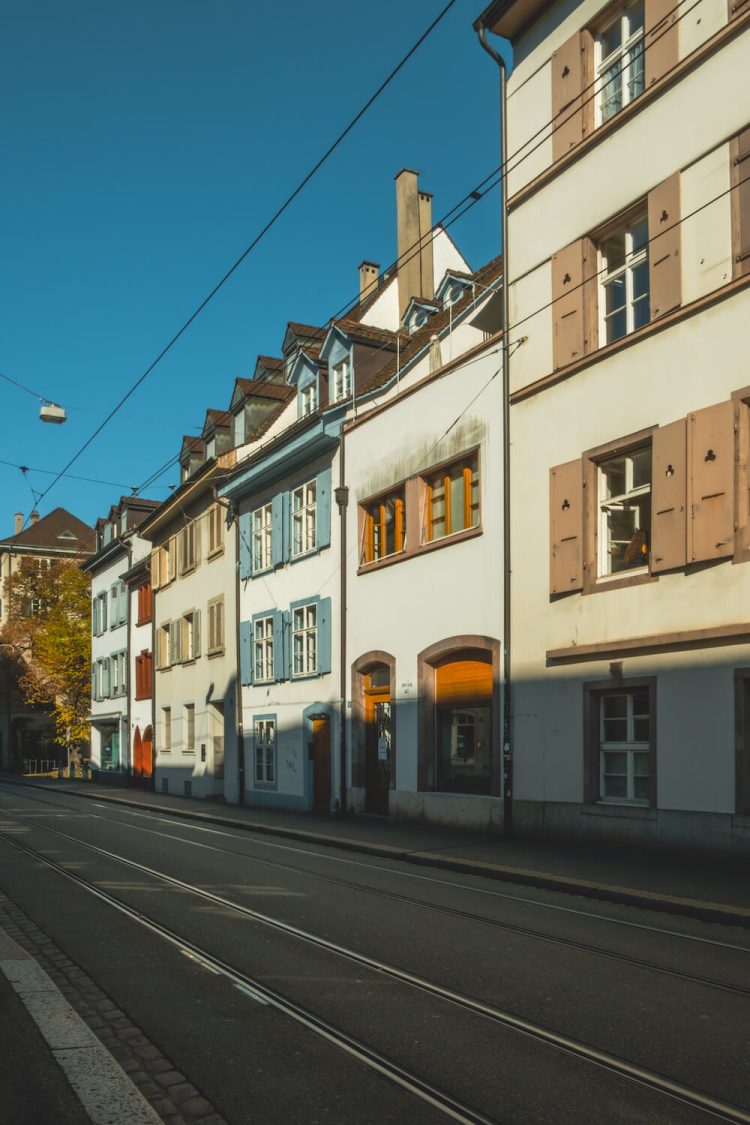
651, 418, 687, 573
730, 0, 750, 20
550, 459, 583, 595
551, 32, 584, 161
731, 129, 750, 280
688, 402, 736, 562
552, 240, 585, 368
648, 173, 681, 319
645, 0, 679, 89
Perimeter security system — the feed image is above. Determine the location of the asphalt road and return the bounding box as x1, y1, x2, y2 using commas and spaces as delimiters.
0, 782, 748, 1125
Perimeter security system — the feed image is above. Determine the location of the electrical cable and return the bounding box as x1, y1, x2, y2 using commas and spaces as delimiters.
25, 0, 461, 522
0, 457, 135, 491
0, 370, 56, 405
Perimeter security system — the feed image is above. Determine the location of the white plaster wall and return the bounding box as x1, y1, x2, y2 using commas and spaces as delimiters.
681, 143, 733, 304
345, 346, 503, 795
680, 0, 727, 58
510, 30, 750, 281
238, 451, 341, 809
510, 289, 750, 812
507, 60, 553, 199
360, 275, 400, 331
508, 264, 553, 394
153, 517, 237, 799
432, 228, 472, 282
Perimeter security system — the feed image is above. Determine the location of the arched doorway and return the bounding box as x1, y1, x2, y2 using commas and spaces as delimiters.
133, 727, 143, 778
364, 665, 391, 814
142, 725, 153, 781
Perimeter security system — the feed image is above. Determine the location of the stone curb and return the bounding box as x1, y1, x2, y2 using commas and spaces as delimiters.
0, 892, 228, 1125
8, 777, 750, 930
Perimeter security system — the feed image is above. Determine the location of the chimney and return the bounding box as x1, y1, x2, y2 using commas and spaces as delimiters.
395, 169, 434, 318
30, 510, 39, 526
14, 512, 23, 534
358, 261, 379, 304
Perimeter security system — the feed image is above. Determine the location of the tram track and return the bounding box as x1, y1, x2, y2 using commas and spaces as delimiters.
1, 809, 749, 1124
2, 785, 748, 1000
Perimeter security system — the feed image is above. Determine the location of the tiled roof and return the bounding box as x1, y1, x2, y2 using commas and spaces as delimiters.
256, 355, 284, 371
181, 436, 205, 454
357, 253, 503, 396
287, 322, 324, 339
0, 507, 95, 554
233, 378, 294, 402
333, 319, 404, 348
204, 409, 233, 429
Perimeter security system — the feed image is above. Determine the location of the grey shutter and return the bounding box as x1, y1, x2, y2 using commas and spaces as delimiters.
193, 610, 201, 658
317, 598, 332, 675
239, 511, 252, 579
239, 620, 252, 685
272, 494, 284, 567
651, 419, 687, 573
273, 611, 285, 681
550, 459, 584, 594
648, 173, 682, 319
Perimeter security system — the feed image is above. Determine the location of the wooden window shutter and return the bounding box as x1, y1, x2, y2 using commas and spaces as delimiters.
550, 459, 583, 594
688, 402, 735, 563
645, 0, 679, 89
552, 240, 587, 369
551, 32, 586, 162
731, 129, 750, 279
651, 418, 687, 572
730, 0, 750, 20
648, 173, 681, 319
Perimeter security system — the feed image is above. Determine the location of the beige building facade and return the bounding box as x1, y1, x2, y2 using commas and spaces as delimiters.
477, 0, 750, 850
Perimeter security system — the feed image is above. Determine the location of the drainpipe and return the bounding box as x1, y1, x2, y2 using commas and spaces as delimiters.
477, 26, 513, 838
335, 433, 349, 815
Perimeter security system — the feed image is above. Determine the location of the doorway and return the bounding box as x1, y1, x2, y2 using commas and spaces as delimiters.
310, 716, 331, 811
365, 665, 391, 815
133, 727, 142, 778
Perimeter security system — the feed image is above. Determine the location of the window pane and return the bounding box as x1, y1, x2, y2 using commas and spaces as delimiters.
633, 752, 650, 776
430, 480, 446, 539
601, 456, 626, 500
627, 2, 645, 36
603, 750, 628, 774
601, 21, 622, 59
627, 40, 645, 100
605, 307, 627, 345
630, 218, 648, 255
450, 471, 465, 534
631, 448, 651, 489
634, 776, 650, 801
632, 292, 650, 331
603, 774, 628, 798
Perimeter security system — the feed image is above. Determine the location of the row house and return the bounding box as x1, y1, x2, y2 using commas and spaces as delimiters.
476, 0, 750, 850
84, 497, 158, 775
219, 169, 504, 816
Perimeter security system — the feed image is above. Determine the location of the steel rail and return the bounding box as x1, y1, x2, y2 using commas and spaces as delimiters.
1, 816, 748, 1124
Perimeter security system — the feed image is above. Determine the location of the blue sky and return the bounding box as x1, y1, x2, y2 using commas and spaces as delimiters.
0, 0, 508, 532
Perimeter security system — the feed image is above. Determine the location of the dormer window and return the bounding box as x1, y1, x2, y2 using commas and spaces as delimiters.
300, 382, 318, 417
332, 358, 351, 403
410, 310, 427, 335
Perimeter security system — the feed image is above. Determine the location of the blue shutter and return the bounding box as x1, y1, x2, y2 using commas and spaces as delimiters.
239, 511, 252, 579
316, 468, 332, 551
282, 491, 291, 562
282, 610, 292, 679
239, 620, 252, 685
92, 601, 98, 637
271, 494, 284, 567
318, 597, 332, 675
272, 610, 285, 681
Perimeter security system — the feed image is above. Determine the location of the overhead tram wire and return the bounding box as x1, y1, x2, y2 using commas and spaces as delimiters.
123, 0, 699, 500
0, 456, 135, 491
25, 0, 461, 524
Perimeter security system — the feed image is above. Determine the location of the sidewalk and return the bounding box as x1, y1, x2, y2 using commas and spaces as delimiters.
3, 774, 750, 928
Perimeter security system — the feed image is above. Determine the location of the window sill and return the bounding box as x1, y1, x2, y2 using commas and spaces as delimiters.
289, 547, 320, 566
182, 749, 195, 755
208, 647, 225, 659
582, 802, 656, 820
291, 670, 323, 682
357, 524, 483, 576
583, 569, 657, 596
207, 547, 225, 561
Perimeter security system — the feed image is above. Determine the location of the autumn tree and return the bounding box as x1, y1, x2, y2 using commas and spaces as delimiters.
1, 558, 91, 749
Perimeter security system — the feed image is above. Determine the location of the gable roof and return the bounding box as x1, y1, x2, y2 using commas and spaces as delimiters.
0, 507, 95, 555
232, 378, 295, 407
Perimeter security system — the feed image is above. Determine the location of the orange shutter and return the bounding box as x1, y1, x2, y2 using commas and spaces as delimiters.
435, 658, 492, 707
688, 402, 735, 562
651, 418, 687, 573
648, 173, 682, 319
550, 459, 583, 595
551, 32, 585, 161
645, 0, 679, 89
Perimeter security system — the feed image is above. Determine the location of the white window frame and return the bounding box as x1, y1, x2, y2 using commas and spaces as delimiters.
253, 616, 274, 683
599, 691, 651, 804
292, 603, 317, 677
596, 1, 645, 125
299, 382, 318, 417
332, 357, 351, 402
599, 212, 649, 346
252, 503, 273, 571
292, 480, 317, 558
254, 719, 275, 784
181, 611, 198, 662
597, 444, 651, 578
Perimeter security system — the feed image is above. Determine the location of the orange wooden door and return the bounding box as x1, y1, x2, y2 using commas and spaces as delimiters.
133, 727, 142, 778
142, 726, 153, 780
311, 718, 331, 811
